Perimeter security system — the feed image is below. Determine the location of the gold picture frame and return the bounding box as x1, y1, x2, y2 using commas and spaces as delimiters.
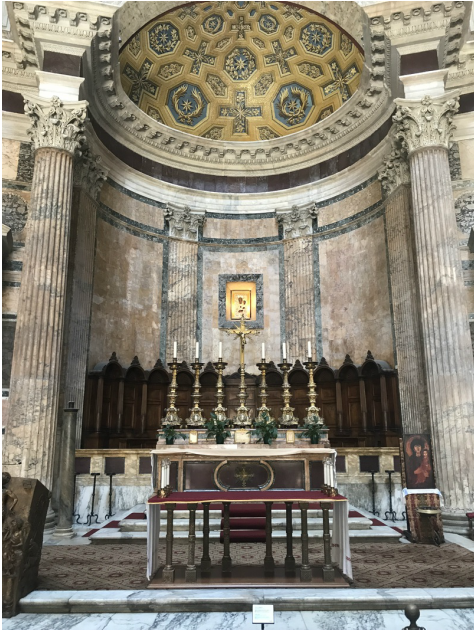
231, 289, 251, 320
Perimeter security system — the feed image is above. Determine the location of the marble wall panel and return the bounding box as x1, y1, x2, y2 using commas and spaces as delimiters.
318, 181, 382, 227
166, 240, 198, 363
100, 182, 165, 231
284, 237, 316, 362
2, 139, 21, 181
203, 217, 278, 240
89, 218, 163, 368
458, 139, 474, 180
319, 216, 394, 367
201, 248, 281, 374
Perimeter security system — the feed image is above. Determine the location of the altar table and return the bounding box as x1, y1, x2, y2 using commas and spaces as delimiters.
146, 490, 352, 583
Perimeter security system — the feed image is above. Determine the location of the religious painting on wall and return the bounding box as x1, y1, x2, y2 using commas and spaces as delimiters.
403, 434, 435, 489
231, 290, 251, 320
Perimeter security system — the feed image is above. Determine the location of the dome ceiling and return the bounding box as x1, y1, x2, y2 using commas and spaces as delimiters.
119, 1, 364, 142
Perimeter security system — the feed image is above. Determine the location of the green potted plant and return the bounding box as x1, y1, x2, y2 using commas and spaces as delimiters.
205, 412, 231, 444
160, 424, 186, 445
300, 415, 327, 444
254, 411, 278, 445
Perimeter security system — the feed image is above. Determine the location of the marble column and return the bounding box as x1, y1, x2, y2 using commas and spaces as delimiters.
394, 93, 474, 524
2, 96, 87, 501
53, 402, 77, 538
379, 149, 430, 433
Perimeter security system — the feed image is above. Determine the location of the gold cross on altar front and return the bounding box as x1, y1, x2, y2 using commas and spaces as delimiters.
225, 315, 260, 365
235, 464, 254, 488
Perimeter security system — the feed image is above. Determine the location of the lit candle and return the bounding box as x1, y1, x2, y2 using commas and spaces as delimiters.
261, 342, 265, 361
195, 341, 199, 360
307, 341, 312, 359
219, 342, 222, 359
282, 342, 287, 360
173, 341, 177, 359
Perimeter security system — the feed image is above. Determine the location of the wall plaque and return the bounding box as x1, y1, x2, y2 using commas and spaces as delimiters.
234, 429, 251, 444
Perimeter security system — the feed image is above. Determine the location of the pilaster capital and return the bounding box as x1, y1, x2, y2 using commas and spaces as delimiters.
74, 147, 108, 200
393, 91, 460, 156
378, 147, 410, 197
23, 94, 88, 155
276, 204, 317, 239
165, 205, 205, 241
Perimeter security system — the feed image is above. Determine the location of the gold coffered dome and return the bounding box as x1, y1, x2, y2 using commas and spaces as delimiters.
119, 1, 364, 142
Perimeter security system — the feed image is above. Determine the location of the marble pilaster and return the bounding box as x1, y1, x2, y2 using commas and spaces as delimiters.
394, 93, 474, 518
52, 404, 77, 538
2, 95, 87, 494
379, 150, 430, 433
283, 237, 316, 362
166, 240, 199, 363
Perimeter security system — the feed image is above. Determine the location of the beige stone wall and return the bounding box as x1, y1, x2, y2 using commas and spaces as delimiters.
318, 181, 382, 226
2, 139, 21, 180
89, 218, 164, 368
203, 217, 277, 240
100, 182, 165, 231
319, 216, 394, 366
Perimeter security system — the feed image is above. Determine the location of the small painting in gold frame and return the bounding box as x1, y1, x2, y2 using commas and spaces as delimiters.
189, 430, 198, 444
286, 430, 295, 444
231, 290, 251, 320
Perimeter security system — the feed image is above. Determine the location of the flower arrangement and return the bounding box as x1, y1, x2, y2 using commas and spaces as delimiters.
253, 411, 278, 445
205, 412, 232, 444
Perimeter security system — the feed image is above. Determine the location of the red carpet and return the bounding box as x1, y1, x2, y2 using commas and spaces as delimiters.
125, 513, 146, 520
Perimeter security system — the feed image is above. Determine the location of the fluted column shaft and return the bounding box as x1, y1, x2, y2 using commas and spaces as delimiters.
409, 146, 474, 513
384, 185, 430, 433
4, 148, 74, 489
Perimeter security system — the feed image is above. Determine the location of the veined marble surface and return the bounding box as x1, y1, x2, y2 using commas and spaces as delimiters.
3, 608, 474, 630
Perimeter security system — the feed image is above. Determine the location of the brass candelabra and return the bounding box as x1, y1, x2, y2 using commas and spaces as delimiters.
256, 361, 274, 422
212, 358, 228, 422
234, 364, 252, 427
185, 360, 206, 427
163, 359, 180, 427
303, 359, 323, 424
278, 361, 298, 427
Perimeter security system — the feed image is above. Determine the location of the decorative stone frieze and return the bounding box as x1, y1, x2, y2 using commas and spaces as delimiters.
393, 92, 460, 156
165, 205, 205, 241
24, 95, 88, 155
73, 146, 108, 200
378, 147, 410, 196
276, 204, 317, 239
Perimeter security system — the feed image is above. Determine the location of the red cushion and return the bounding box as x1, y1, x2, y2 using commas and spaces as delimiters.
466, 512, 474, 519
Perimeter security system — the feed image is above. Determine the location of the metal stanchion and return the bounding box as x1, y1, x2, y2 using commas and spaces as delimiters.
369, 470, 379, 516
85, 472, 100, 526
384, 470, 398, 522
105, 472, 116, 520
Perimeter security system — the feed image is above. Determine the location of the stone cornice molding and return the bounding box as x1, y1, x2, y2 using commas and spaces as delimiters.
74, 146, 108, 200
378, 146, 410, 196
81, 0, 394, 178
393, 91, 460, 155
276, 204, 317, 239
165, 205, 205, 242
23, 93, 88, 154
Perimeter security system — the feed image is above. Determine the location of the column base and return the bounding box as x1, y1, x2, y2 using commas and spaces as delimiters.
300, 566, 312, 582
52, 526, 76, 539
323, 566, 335, 582
441, 512, 470, 535
162, 567, 175, 583
185, 567, 197, 583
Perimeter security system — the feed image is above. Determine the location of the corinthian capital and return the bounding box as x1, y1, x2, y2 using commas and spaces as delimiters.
23, 94, 88, 155
165, 205, 205, 241
74, 147, 108, 200
378, 147, 410, 197
276, 204, 317, 239
393, 91, 460, 156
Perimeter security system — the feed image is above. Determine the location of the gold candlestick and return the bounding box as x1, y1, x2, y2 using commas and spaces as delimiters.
225, 315, 260, 427
256, 361, 274, 422
163, 359, 181, 427
186, 360, 206, 427
212, 359, 228, 422
278, 361, 298, 427
303, 359, 323, 424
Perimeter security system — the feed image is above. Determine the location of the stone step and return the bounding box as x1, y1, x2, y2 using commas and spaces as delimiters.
90, 525, 400, 544
119, 516, 373, 533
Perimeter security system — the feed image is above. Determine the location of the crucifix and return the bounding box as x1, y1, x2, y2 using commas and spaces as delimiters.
225, 315, 260, 426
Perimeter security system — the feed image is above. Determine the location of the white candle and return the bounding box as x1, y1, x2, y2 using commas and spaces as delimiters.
307, 341, 312, 359
261, 342, 265, 360
173, 341, 177, 359
282, 342, 287, 360
219, 342, 222, 359
195, 341, 199, 360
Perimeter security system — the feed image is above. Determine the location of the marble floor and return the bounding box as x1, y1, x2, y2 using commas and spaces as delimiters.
3, 608, 474, 630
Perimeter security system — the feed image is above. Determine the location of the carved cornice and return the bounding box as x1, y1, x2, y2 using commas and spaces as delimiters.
165, 205, 205, 242
378, 145, 410, 196
393, 91, 460, 156
74, 146, 108, 200
276, 204, 317, 239
24, 94, 88, 154
82, 1, 393, 178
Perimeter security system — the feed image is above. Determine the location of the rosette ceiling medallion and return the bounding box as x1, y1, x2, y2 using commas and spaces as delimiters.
119, 1, 364, 142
